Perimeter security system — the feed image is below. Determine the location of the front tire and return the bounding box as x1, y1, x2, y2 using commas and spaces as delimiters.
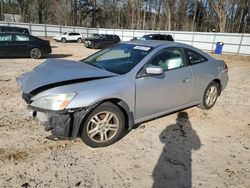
92, 42, 99, 49
81, 102, 125, 147
198, 82, 219, 109
61, 38, 66, 43
30, 48, 42, 59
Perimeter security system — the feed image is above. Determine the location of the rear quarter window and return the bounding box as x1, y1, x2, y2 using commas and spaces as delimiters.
186, 49, 207, 65
15, 34, 30, 41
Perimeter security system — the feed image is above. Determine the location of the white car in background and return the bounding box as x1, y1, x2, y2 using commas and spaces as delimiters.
53, 32, 83, 43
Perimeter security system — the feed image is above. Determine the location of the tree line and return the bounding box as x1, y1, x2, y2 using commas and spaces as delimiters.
0, 0, 249, 33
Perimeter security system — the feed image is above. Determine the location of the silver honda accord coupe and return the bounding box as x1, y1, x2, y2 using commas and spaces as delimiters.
17, 40, 228, 147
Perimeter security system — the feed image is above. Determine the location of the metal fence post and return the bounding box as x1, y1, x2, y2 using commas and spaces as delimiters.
122, 28, 124, 41
45, 24, 47, 38
29, 22, 32, 35
211, 32, 217, 52
59, 25, 62, 34
191, 32, 195, 46
237, 33, 244, 54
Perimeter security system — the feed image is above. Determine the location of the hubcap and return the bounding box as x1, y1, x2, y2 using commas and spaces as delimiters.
205, 86, 217, 107
86, 111, 119, 143
31, 49, 41, 58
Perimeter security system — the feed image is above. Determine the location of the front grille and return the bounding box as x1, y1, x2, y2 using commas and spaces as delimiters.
22, 93, 33, 104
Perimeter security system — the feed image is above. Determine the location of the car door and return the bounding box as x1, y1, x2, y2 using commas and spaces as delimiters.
185, 49, 210, 102
105, 35, 115, 47
71, 33, 77, 41
135, 48, 193, 119
69, 33, 78, 41
10, 34, 30, 57
98, 35, 108, 48
0, 33, 13, 57
67, 33, 73, 41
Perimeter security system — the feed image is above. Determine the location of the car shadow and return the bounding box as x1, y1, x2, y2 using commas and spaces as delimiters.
152, 112, 201, 188
46, 54, 72, 59
0, 54, 72, 59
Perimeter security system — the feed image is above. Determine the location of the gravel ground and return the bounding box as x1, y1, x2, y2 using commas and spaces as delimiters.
0, 40, 249, 188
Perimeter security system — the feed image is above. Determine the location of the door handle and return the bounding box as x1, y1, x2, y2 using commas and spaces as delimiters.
182, 78, 189, 83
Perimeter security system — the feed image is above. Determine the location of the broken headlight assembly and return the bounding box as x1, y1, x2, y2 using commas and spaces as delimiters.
30, 93, 76, 111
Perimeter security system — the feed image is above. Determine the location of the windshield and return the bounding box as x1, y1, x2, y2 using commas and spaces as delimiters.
81, 44, 153, 74
139, 35, 152, 40
92, 34, 102, 38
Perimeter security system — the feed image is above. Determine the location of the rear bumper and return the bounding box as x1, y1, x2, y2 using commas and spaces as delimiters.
220, 73, 229, 92
44, 47, 52, 54
28, 106, 89, 139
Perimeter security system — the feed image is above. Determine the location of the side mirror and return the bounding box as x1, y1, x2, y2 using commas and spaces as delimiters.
146, 66, 163, 75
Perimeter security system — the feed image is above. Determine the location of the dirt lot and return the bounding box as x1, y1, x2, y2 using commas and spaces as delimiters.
0, 40, 249, 188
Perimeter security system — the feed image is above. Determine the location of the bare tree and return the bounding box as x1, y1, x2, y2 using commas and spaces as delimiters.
1, 0, 249, 33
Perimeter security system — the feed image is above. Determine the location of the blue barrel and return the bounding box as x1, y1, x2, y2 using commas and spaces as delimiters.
215, 42, 224, 54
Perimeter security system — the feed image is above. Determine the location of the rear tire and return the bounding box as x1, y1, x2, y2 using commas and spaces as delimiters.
77, 38, 82, 43
80, 102, 125, 147
30, 48, 42, 59
198, 82, 219, 109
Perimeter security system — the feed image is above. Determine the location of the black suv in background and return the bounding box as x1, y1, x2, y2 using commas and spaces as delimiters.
84, 34, 121, 49
139, 34, 174, 41
0, 26, 30, 34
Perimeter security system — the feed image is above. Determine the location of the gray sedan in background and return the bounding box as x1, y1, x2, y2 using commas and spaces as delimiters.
17, 40, 228, 147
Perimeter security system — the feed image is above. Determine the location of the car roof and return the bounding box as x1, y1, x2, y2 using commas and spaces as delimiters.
0, 25, 27, 29
122, 40, 175, 48
121, 40, 212, 59
67, 31, 80, 33
0, 32, 29, 35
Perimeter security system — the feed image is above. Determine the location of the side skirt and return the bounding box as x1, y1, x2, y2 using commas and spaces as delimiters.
134, 101, 201, 125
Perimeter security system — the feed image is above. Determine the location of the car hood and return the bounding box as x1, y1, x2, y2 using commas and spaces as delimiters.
17, 59, 117, 94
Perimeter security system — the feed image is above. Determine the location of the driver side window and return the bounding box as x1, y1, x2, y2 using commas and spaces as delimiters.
147, 48, 185, 71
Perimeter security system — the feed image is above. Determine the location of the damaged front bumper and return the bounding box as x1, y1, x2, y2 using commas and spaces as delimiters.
28, 106, 89, 140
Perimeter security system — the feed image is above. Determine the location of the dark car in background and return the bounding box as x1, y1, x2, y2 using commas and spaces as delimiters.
140, 34, 174, 41
0, 32, 51, 59
84, 34, 121, 49
0, 26, 30, 34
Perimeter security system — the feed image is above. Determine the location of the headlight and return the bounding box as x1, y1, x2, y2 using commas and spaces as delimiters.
31, 93, 76, 110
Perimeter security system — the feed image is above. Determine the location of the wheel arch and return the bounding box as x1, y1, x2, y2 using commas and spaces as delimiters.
76, 98, 134, 138
211, 78, 222, 96
89, 98, 134, 130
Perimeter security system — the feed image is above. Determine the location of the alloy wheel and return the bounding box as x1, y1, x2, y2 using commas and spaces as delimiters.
86, 111, 119, 143
30, 48, 41, 59
205, 85, 218, 107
